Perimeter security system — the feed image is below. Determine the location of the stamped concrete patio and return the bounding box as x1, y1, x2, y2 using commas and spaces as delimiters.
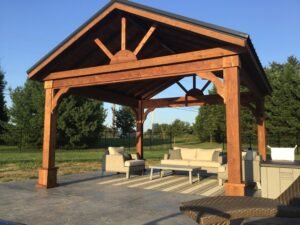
0, 171, 217, 225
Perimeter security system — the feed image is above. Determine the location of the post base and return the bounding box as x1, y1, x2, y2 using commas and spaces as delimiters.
224, 182, 245, 196
37, 167, 58, 189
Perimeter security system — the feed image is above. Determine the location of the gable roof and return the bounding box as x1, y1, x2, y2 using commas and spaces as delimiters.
27, 0, 271, 94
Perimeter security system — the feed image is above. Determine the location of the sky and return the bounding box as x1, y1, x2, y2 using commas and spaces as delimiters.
0, 0, 300, 130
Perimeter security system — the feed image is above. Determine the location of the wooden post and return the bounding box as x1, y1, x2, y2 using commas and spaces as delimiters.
224, 66, 245, 196
136, 100, 144, 159
256, 99, 267, 161
37, 81, 58, 188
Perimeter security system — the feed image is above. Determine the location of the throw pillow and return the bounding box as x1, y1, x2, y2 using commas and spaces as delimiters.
169, 149, 182, 160
212, 151, 220, 162
123, 152, 132, 161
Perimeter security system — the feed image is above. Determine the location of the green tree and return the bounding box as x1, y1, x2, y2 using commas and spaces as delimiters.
115, 106, 135, 137
193, 85, 255, 143
9, 80, 44, 146
0, 67, 9, 134
9, 80, 107, 148
157, 123, 171, 139
265, 56, 300, 137
171, 119, 192, 136
193, 86, 225, 142
194, 104, 225, 143
57, 96, 106, 148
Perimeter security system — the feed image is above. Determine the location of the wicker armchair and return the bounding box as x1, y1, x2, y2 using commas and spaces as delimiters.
180, 175, 300, 225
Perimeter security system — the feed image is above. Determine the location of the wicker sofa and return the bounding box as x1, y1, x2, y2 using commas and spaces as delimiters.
102, 147, 145, 179
161, 147, 226, 174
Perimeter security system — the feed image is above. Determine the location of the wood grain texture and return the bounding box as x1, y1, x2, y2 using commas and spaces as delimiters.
224, 66, 244, 196
39, 87, 58, 188
114, 3, 246, 47
51, 57, 235, 89
28, 4, 115, 78
46, 47, 240, 80
197, 71, 224, 99
256, 98, 267, 161
134, 24, 157, 56
94, 38, 114, 60
121, 17, 126, 50
143, 95, 223, 108
136, 100, 144, 158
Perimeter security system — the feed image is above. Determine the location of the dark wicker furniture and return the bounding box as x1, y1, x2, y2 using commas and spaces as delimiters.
180, 176, 300, 225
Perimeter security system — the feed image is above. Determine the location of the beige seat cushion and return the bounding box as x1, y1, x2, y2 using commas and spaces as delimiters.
124, 160, 145, 167
196, 149, 216, 161
180, 148, 197, 160
161, 159, 189, 166
108, 146, 124, 155
189, 160, 220, 168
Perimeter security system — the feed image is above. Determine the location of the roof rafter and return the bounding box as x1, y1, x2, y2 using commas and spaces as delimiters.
133, 23, 157, 55
70, 86, 138, 107
94, 38, 114, 60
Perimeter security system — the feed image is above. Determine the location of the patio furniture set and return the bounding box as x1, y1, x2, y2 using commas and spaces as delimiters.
103, 145, 300, 224
102, 146, 264, 188
102, 146, 227, 183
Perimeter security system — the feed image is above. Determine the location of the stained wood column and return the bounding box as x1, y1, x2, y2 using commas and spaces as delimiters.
224, 66, 245, 196
256, 99, 267, 161
136, 100, 144, 159
37, 81, 58, 188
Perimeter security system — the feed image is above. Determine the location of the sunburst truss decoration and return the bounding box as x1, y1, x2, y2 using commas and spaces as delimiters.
94, 17, 157, 64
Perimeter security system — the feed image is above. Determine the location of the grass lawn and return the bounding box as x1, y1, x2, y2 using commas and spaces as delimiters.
0, 149, 104, 182
0, 139, 221, 182
1, 140, 299, 183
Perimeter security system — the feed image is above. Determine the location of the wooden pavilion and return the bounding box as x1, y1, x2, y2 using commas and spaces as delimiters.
27, 0, 271, 196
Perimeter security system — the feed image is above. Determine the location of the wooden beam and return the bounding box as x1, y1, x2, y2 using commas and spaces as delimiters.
245, 42, 271, 94
136, 100, 144, 158
114, 3, 246, 47
176, 81, 188, 94
28, 4, 116, 78
223, 66, 245, 196
133, 24, 157, 56
126, 15, 175, 54
143, 92, 253, 109
121, 17, 126, 50
240, 68, 263, 99
52, 87, 70, 112
94, 38, 114, 60
142, 78, 180, 99
28, 2, 247, 79
38, 83, 58, 188
197, 71, 225, 99
143, 95, 223, 108
52, 56, 239, 89
46, 47, 242, 80
133, 80, 162, 97
256, 98, 267, 161
70, 87, 138, 108
143, 108, 154, 122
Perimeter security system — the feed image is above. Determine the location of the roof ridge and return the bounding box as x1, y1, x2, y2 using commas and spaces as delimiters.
114, 0, 249, 39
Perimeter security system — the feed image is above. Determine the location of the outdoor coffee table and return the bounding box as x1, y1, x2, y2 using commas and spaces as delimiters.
149, 164, 201, 184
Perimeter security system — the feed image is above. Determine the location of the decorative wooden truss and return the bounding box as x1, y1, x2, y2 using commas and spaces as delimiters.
27, 0, 271, 196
